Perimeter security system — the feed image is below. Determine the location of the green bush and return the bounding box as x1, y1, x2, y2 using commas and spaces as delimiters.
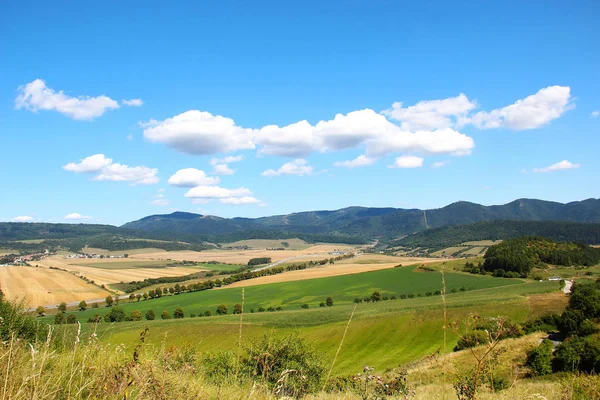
454, 330, 490, 351
526, 339, 554, 376
0, 295, 48, 342
174, 307, 185, 319
145, 309, 155, 320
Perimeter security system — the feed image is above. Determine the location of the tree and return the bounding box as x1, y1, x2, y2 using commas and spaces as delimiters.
130, 310, 142, 321
526, 339, 554, 376
104, 306, 127, 322
371, 291, 382, 302
174, 307, 185, 319
136, 294, 142, 302
301, 304, 309, 309
92, 302, 99, 308
78, 300, 87, 311
124, 253, 129, 258
105, 295, 114, 307
326, 297, 334, 307
161, 310, 172, 319
58, 302, 67, 312
54, 312, 65, 325
143, 292, 149, 300
204, 310, 211, 317
233, 303, 243, 314
319, 302, 326, 307
145, 310, 155, 320
129, 293, 136, 302
216, 304, 228, 315
35, 306, 45, 316
66, 314, 77, 324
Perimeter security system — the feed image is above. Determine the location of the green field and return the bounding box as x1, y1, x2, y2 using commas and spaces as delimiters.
459, 246, 486, 256
196, 262, 244, 271
431, 246, 468, 257
75, 280, 560, 375
50, 265, 524, 323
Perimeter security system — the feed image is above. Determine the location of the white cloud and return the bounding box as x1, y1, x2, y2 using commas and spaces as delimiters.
262, 159, 313, 177
365, 127, 474, 157
333, 155, 376, 169
12, 216, 34, 222
64, 154, 158, 185
431, 160, 450, 168
15, 79, 120, 120
532, 160, 580, 173
213, 164, 235, 175
168, 168, 220, 187
143, 111, 255, 155
122, 98, 143, 107
389, 155, 424, 169
468, 86, 574, 130
210, 155, 243, 165
184, 186, 252, 199
63, 154, 113, 173
149, 198, 170, 206
592, 111, 599, 118
220, 196, 262, 205
64, 213, 92, 220
382, 93, 477, 130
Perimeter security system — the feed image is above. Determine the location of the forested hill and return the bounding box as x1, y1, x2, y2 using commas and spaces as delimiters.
395, 220, 600, 251
122, 198, 600, 239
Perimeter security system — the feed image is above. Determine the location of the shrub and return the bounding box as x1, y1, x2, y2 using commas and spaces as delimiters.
104, 306, 127, 322
248, 257, 271, 266
319, 302, 326, 307
233, 303, 243, 314
54, 312, 65, 325
371, 291, 381, 302
216, 304, 228, 315
204, 310, 212, 317
553, 335, 600, 373
301, 303, 309, 309
66, 314, 77, 324
35, 306, 45, 316
145, 310, 155, 320
526, 339, 554, 376
78, 300, 87, 311
326, 297, 334, 307
87, 314, 102, 323
174, 307, 185, 319
130, 310, 142, 321
257, 307, 265, 313
242, 333, 326, 396
454, 330, 490, 351
161, 310, 172, 320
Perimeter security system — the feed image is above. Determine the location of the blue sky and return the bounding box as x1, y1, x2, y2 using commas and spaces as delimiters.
1, 1, 598, 226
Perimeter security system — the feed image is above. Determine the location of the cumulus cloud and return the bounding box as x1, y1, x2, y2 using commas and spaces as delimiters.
143, 111, 255, 155
210, 155, 243, 165
213, 164, 235, 175
122, 98, 143, 107
382, 93, 477, 130
592, 111, 599, 118
467, 86, 574, 130
15, 79, 120, 120
532, 160, 580, 173
63, 154, 158, 185
389, 155, 424, 169
141, 86, 571, 159
262, 159, 313, 177
64, 213, 92, 220
220, 196, 262, 205
63, 154, 113, 173
12, 216, 34, 222
333, 155, 376, 169
184, 185, 252, 199
168, 168, 220, 187
431, 160, 451, 168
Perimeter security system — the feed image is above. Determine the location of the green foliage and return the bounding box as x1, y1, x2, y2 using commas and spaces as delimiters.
326, 297, 334, 307
105, 296, 114, 307
58, 302, 67, 312
483, 237, 600, 275
54, 312, 65, 325
233, 303, 243, 314
553, 335, 600, 373
161, 310, 172, 320
247, 257, 271, 266
78, 300, 87, 311
394, 220, 600, 251
526, 339, 554, 376
174, 307, 185, 319
130, 310, 142, 321
145, 310, 155, 320
35, 306, 45, 316
523, 313, 561, 334
454, 330, 490, 351
243, 333, 326, 396
0, 296, 48, 342
216, 304, 228, 315
103, 306, 127, 322
66, 314, 77, 324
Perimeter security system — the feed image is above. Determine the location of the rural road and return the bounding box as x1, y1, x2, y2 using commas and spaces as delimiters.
30, 294, 131, 311
252, 252, 357, 272
563, 280, 573, 294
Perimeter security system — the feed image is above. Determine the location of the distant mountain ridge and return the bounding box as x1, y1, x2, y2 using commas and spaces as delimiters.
121, 198, 600, 239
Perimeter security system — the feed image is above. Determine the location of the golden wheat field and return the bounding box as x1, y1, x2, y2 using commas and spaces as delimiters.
0, 265, 110, 306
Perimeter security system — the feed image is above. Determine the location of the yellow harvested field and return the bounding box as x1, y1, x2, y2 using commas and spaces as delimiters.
224, 256, 441, 288
129, 244, 356, 264
0, 249, 18, 255
431, 246, 466, 257
223, 238, 311, 250
0, 266, 110, 306
34, 256, 203, 288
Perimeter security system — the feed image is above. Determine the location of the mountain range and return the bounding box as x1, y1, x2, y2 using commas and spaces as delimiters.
121, 198, 600, 240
